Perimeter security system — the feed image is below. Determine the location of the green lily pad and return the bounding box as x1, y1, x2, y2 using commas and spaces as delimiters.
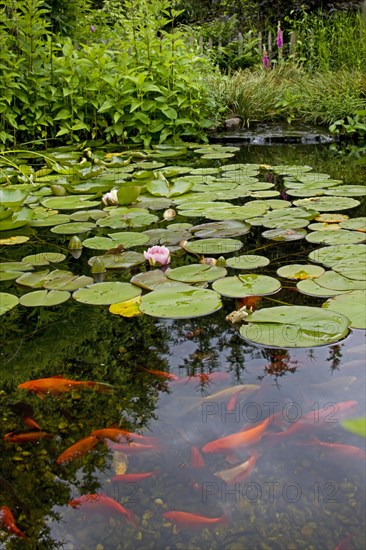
107, 231, 150, 248
201, 152, 235, 159
305, 229, 365, 245
117, 186, 141, 205
324, 185, 366, 196
0, 293, 19, 315
88, 251, 145, 269
0, 271, 25, 281
296, 279, 345, 297
130, 270, 169, 290
262, 228, 307, 241
184, 238, 243, 255
322, 290, 366, 329
212, 274, 280, 298
307, 222, 341, 231
51, 222, 96, 234
339, 217, 366, 231
73, 282, 141, 305
22, 252, 66, 266
69, 210, 108, 222
0, 189, 28, 207
331, 260, 366, 281
293, 197, 360, 211
140, 287, 222, 319
239, 306, 349, 348
226, 255, 270, 270
277, 264, 325, 280
19, 290, 70, 307
308, 244, 366, 267
190, 221, 250, 239
41, 195, 100, 210
146, 177, 193, 198
29, 214, 71, 227
0, 235, 29, 246
342, 417, 366, 438
315, 271, 366, 291
0, 262, 33, 272
135, 196, 172, 210
16, 270, 50, 288
272, 165, 314, 176
43, 270, 94, 291
315, 213, 349, 223
82, 237, 117, 250
143, 228, 192, 246
167, 264, 227, 283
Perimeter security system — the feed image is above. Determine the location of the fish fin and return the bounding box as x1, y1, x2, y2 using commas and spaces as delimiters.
35, 392, 46, 400
225, 452, 241, 464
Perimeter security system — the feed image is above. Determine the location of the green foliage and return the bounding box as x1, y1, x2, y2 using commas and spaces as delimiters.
0, 0, 217, 148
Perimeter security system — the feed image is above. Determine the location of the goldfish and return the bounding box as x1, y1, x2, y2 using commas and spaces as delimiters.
111, 471, 158, 483
214, 452, 260, 485
68, 494, 138, 529
295, 436, 366, 461
90, 428, 158, 445
267, 400, 358, 441
22, 416, 42, 430
203, 384, 260, 403
237, 296, 261, 311
0, 506, 27, 539
334, 532, 354, 550
163, 510, 228, 530
4, 431, 53, 443
56, 435, 99, 465
141, 368, 179, 381
190, 446, 205, 468
18, 376, 113, 398
171, 372, 231, 385
105, 440, 160, 455
202, 417, 270, 454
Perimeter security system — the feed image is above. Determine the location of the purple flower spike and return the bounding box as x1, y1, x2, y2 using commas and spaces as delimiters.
90, 25, 95, 33
276, 24, 283, 49
262, 48, 270, 69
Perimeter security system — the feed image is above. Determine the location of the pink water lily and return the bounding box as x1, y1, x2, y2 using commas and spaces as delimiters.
144, 245, 171, 266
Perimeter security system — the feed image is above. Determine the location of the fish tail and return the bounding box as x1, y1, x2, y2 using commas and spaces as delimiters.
86, 382, 114, 392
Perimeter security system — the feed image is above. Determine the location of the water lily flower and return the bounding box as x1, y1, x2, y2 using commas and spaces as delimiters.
276, 23, 283, 49
262, 48, 269, 69
144, 245, 171, 266
102, 189, 119, 206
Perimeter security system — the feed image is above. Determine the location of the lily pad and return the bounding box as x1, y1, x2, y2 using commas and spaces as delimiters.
43, 270, 94, 291
19, 290, 70, 307
331, 260, 366, 281
16, 270, 50, 288
212, 274, 280, 298
296, 279, 345, 297
22, 252, 66, 266
73, 282, 141, 305
167, 264, 227, 283
322, 290, 366, 329
315, 271, 366, 291
0, 271, 25, 281
0, 293, 19, 315
262, 228, 307, 241
184, 238, 243, 255
324, 185, 366, 196
309, 245, 366, 267
339, 217, 366, 232
190, 221, 250, 239
82, 237, 117, 250
315, 213, 349, 223
0, 262, 33, 272
29, 214, 71, 227
305, 229, 365, 245
51, 222, 96, 234
226, 255, 270, 270
88, 252, 145, 269
293, 197, 360, 211
342, 417, 366, 438
109, 296, 143, 317
107, 231, 150, 248
277, 264, 325, 280
239, 306, 349, 348
130, 270, 169, 290
139, 287, 222, 319
41, 195, 100, 210
0, 236, 29, 245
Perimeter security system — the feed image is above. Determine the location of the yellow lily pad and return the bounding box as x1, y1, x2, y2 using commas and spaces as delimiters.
109, 296, 142, 317
0, 236, 29, 245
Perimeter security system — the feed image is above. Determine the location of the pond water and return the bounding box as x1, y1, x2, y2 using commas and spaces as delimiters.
0, 142, 365, 549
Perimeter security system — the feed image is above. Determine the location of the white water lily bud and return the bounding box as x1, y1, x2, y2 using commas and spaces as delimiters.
200, 257, 217, 265
102, 189, 119, 206
163, 208, 176, 221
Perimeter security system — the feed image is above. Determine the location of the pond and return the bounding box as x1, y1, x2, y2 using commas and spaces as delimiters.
0, 141, 365, 549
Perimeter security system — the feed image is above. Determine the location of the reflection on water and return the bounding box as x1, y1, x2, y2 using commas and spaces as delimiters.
0, 143, 365, 549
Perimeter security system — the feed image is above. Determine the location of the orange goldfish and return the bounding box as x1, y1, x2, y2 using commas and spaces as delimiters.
90, 428, 158, 445
202, 417, 270, 454
4, 431, 53, 443
104, 440, 160, 455
111, 471, 158, 483
141, 368, 179, 381
163, 510, 228, 530
56, 435, 99, 465
295, 436, 366, 461
237, 296, 261, 311
0, 506, 27, 539
68, 494, 138, 529
22, 416, 42, 430
18, 376, 113, 398
214, 452, 260, 485
190, 446, 205, 468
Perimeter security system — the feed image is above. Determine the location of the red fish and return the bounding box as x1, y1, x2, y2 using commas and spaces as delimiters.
171, 372, 230, 385
22, 416, 42, 430
18, 376, 112, 398
190, 446, 205, 468
141, 368, 179, 381
56, 435, 99, 465
111, 471, 158, 483
202, 418, 270, 454
68, 494, 138, 529
267, 400, 358, 441
214, 452, 261, 485
163, 510, 228, 530
334, 532, 354, 550
0, 506, 27, 539
4, 431, 53, 443
104, 440, 160, 455
90, 428, 158, 445
295, 436, 366, 461
237, 296, 261, 311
